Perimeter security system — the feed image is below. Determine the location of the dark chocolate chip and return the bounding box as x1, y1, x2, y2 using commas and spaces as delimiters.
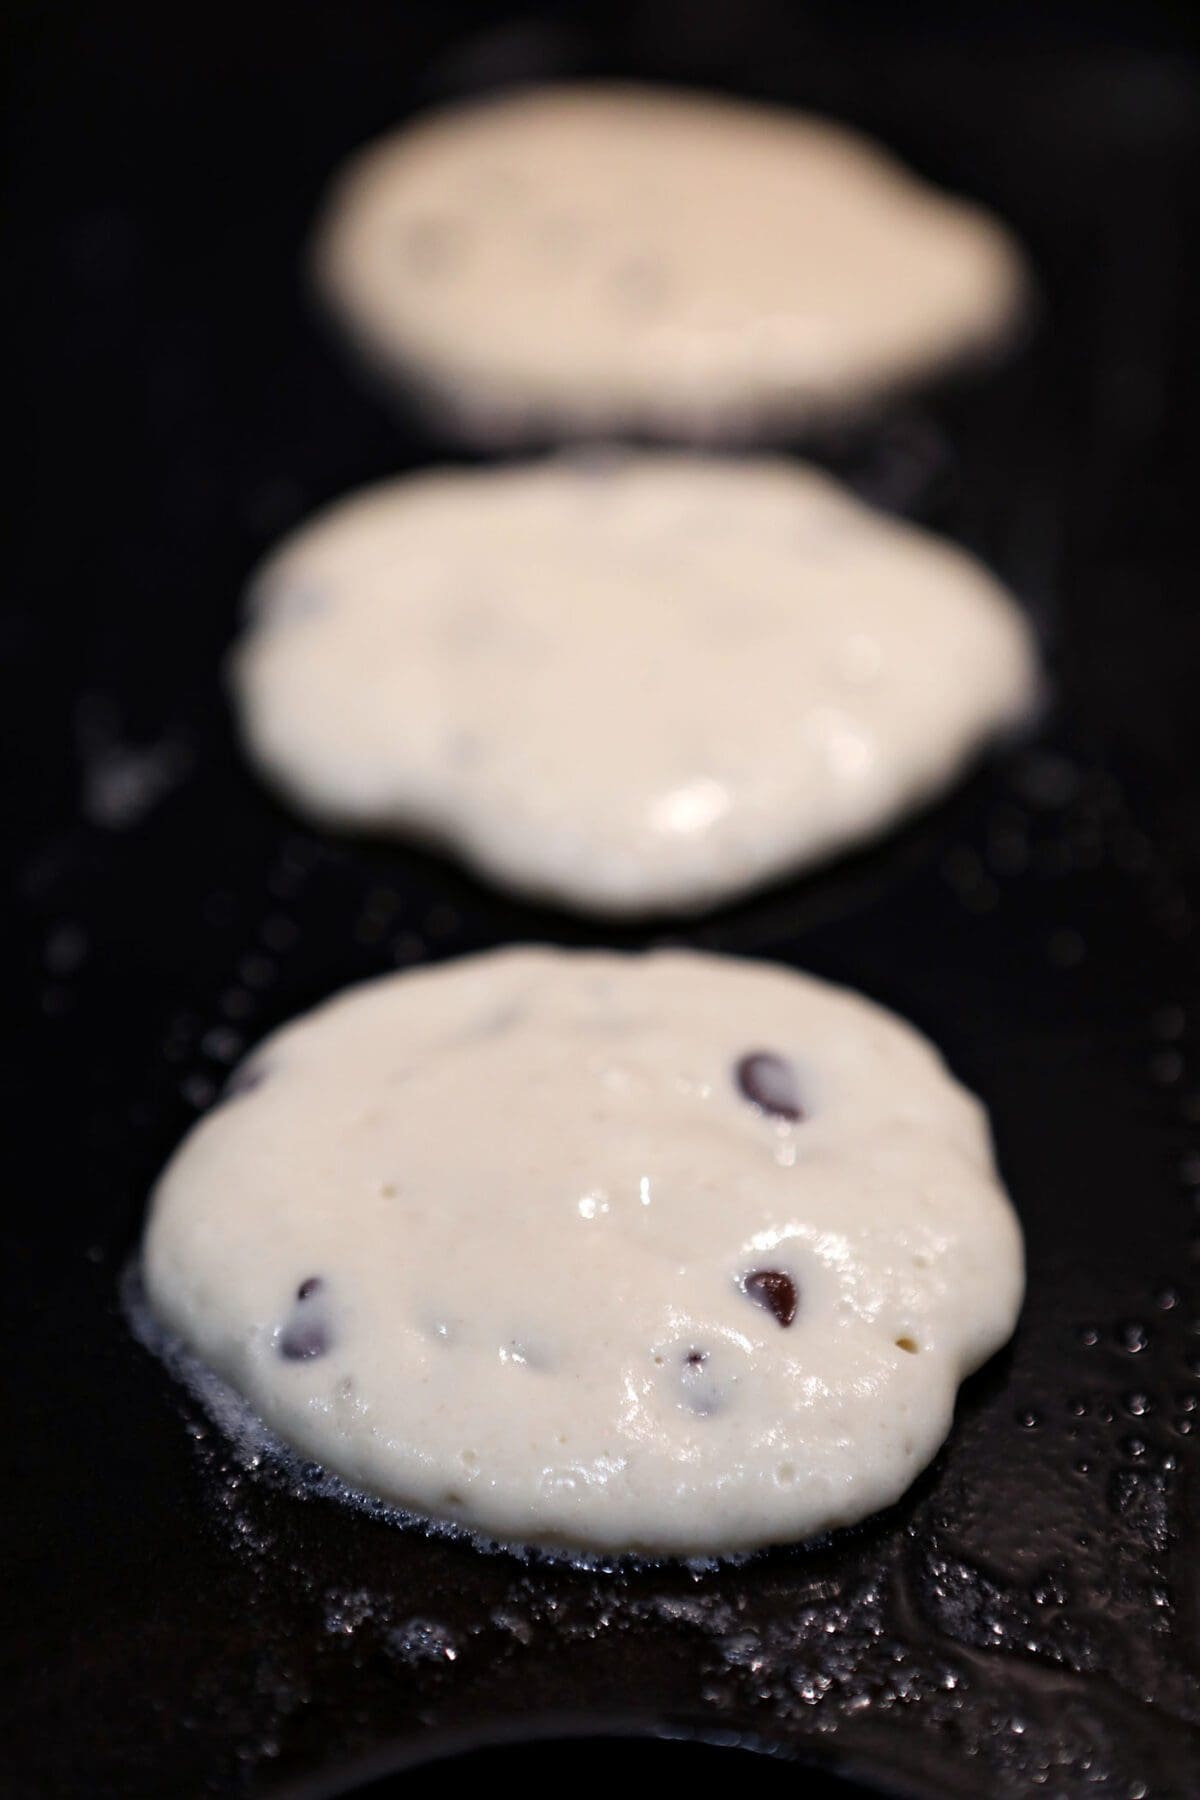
684, 1349, 707, 1368
223, 1061, 266, 1101
279, 1277, 331, 1358
735, 1051, 804, 1121
278, 1319, 330, 1361
742, 1268, 799, 1328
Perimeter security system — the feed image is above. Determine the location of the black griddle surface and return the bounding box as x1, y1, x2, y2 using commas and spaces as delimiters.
7, 5, 1200, 1796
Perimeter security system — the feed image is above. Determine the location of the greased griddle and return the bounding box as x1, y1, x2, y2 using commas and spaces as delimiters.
7, 4, 1200, 1796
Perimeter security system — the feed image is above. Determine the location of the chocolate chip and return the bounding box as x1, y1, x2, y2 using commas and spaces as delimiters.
741, 1268, 799, 1328
223, 1061, 266, 1101
279, 1277, 331, 1358
684, 1349, 707, 1368
735, 1051, 803, 1121
278, 1319, 330, 1361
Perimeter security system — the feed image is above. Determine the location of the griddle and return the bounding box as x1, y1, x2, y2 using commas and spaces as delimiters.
7, 3, 1200, 1795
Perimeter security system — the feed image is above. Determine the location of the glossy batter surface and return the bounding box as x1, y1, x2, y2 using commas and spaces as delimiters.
313, 83, 1029, 440
143, 948, 1024, 1556
232, 453, 1039, 916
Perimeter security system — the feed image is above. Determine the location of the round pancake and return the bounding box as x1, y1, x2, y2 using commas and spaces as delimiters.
142, 947, 1024, 1557
313, 83, 1029, 442
231, 452, 1039, 916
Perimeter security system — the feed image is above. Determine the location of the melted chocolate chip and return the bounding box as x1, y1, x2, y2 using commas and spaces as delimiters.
735, 1051, 804, 1121
279, 1276, 331, 1358
278, 1319, 330, 1361
742, 1268, 799, 1328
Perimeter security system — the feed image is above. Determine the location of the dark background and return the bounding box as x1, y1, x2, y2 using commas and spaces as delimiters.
6, 4, 1200, 1796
